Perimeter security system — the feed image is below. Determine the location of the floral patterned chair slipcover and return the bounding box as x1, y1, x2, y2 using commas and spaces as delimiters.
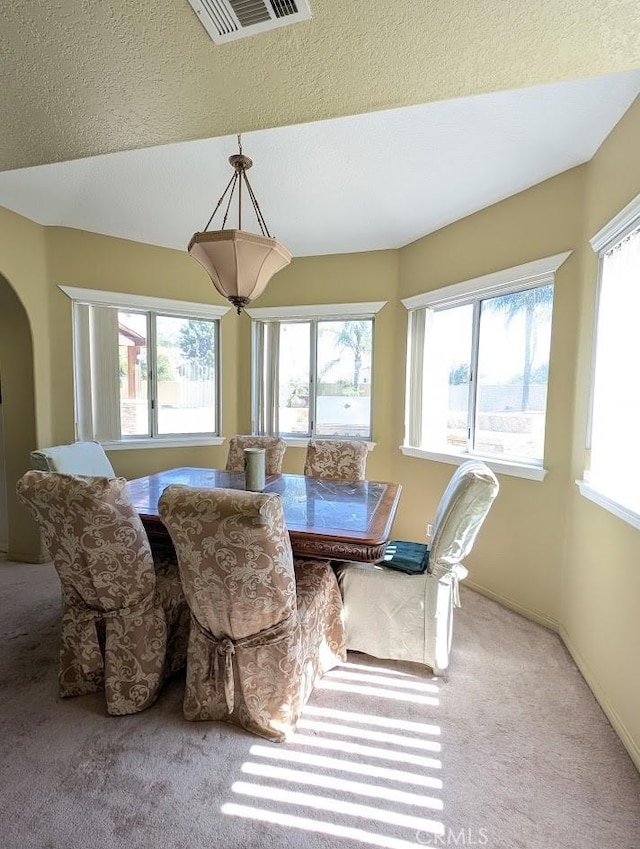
16, 471, 190, 715
158, 484, 346, 742
336, 461, 499, 675
225, 435, 287, 475
303, 439, 368, 481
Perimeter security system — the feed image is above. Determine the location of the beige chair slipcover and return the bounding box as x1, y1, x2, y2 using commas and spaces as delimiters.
158, 484, 346, 742
303, 439, 368, 480
16, 471, 189, 715
337, 460, 499, 675
30, 440, 116, 477
225, 435, 287, 475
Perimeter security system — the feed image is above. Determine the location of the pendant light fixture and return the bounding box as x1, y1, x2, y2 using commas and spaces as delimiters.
188, 135, 292, 314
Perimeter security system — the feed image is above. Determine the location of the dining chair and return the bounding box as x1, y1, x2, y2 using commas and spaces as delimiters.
336, 460, 499, 675
16, 471, 190, 715
303, 439, 368, 480
30, 440, 116, 477
158, 484, 346, 742
225, 435, 287, 475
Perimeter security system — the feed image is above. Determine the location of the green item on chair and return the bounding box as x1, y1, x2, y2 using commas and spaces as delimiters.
381, 540, 429, 574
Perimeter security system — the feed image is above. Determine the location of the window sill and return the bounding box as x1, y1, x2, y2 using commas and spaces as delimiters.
399, 445, 547, 481
576, 479, 640, 531
282, 437, 376, 451
102, 436, 225, 451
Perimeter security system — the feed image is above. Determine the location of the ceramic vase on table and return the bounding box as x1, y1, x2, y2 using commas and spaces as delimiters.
244, 447, 266, 491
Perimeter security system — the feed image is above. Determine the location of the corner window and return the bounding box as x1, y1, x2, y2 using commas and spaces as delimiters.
247, 302, 386, 441
61, 287, 228, 447
402, 253, 570, 475
581, 195, 640, 524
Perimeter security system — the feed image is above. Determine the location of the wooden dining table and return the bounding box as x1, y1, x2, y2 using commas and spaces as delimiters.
127, 467, 402, 563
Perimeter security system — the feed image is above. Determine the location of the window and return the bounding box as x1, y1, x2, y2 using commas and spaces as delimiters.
402, 253, 571, 478
579, 194, 640, 526
247, 302, 386, 441
61, 287, 228, 447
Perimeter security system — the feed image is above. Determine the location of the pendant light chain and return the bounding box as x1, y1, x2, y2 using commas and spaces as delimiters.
242, 171, 271, 238
201, 133, 272, 236
202, 171, 235, 233
220, 171, 239, 231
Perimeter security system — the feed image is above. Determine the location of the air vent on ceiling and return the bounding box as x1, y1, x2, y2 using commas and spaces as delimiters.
188, 0, 312, 44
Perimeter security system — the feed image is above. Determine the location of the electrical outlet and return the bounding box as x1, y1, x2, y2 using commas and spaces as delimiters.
426, 522, 433, 539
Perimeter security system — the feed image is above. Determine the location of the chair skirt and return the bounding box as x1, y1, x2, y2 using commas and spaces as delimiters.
182, 559, 346, 741
337, 562, 457, 674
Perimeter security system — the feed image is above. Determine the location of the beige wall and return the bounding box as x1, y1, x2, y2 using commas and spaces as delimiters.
0, 97, 639, 766
561, 98, 640, 768
0, 208, 50, 560
0, 207, 53, 446
397, 167, 586, 626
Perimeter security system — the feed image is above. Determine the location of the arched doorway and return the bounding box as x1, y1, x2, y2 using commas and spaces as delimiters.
0, 371, 6, 549
0, 273, 41, 561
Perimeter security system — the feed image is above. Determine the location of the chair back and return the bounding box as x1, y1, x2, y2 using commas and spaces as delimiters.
303, 439, 368, 480
225, 435, 287, 475
429, 461, 499, 575
16, 471, 155, 611
30, 441, 115, 477
158, 485, 296, 640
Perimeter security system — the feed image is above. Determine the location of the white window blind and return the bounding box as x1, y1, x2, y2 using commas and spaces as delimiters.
405, 308, 425, 447
253, 320, 280, 435
588, 224, 640, 513
74, 304, 121, 441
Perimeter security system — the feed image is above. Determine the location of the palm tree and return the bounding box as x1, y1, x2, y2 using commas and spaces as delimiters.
331, 321, 372, 390
485, 285, 553, 410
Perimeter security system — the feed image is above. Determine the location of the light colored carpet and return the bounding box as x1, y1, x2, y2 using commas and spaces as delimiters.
1, 559, 638, 849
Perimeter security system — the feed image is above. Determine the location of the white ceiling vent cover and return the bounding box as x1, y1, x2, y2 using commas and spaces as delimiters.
188, 0, 312, 44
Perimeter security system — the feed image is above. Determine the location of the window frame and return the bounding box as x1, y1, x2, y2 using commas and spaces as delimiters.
577, 192, 640, 530
246, 301, 386, 445
401, 252, 572, 481
60, 285, 229, 450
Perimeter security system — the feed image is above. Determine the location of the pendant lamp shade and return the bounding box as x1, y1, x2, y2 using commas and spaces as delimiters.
188, 229, 291, 314
188, 136, 292, 314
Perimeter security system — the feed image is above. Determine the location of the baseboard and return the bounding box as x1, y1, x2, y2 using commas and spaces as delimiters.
465, 582, 640, 771
2, 550, 50, 565
560, 625, 640, 773
464, 580, 559, 632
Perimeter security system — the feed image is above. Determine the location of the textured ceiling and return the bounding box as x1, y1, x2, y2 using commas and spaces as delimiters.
1, 0, 640, 172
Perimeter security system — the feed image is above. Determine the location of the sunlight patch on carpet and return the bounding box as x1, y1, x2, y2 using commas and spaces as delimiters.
295, 719, 441, 752
220, 660, 446, 848
314, 679, 440, 705
248, 745, 444, 789
337, 661, 421, 677
221, 805, 444, 848
302, 704, 441, 735
289, 734, 442, 768
230, 782, 443, 832
240, 762, 443, 810
325, 668, 440, 693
